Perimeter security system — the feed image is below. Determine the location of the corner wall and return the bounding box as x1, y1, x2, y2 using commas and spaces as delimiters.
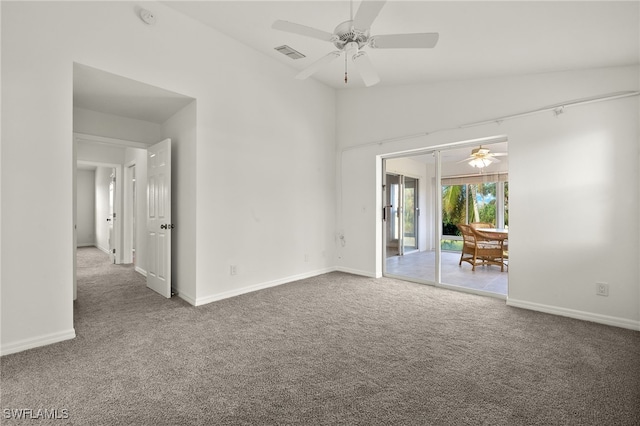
1, 1, 336, 354
161, 101, 197, 303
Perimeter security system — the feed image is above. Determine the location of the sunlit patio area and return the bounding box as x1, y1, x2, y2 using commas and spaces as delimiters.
385, 250, 508, 296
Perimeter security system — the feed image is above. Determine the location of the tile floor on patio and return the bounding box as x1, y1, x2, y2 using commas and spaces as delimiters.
385, 250, 508, 296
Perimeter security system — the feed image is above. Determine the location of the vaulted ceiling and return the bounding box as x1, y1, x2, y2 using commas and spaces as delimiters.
73, 2, 639, 126
165, 1, 639, 89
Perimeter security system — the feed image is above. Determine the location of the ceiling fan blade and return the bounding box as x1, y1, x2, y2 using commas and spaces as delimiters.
370, 33, 440, 49
352, 52, 380, 87
457, 156, 476, 164
352, 0, 386, 30
295, 51, 341, 80
272, 20, 335, 42
491, 152, 508, 157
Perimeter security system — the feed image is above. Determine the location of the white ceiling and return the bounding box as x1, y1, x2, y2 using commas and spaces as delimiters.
73, 63, 194, 123
164, 0, 639, 89
73, 2, 638, 126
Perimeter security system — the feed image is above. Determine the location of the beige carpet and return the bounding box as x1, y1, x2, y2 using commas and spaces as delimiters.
1, 247, 639, 425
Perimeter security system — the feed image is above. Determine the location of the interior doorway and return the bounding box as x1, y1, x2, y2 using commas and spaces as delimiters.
72, 62, 194, 309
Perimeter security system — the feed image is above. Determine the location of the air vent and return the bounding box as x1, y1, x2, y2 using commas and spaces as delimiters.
274, 45, 306, 60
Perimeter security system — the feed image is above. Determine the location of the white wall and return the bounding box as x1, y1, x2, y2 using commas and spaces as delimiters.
94, 167, 112, 254
160, 101, 196, 303
76, 140, 125, 165
74, 107, 162, 144
1, 1, 336, 354
76, 169, 95, 246
336, 66, 640, 330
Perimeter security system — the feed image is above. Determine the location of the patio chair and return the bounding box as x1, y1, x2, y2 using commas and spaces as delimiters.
457, 224, 506, 272
469, 222, 492, 229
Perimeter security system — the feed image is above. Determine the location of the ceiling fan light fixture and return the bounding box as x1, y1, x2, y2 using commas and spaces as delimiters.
468, 157, 493, 168
272, 0, 439, 87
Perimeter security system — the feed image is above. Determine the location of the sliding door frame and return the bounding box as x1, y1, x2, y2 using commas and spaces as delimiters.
380, 135, 508, 298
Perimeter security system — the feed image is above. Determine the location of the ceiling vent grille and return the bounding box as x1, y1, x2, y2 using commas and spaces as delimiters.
274, 45, 306, 60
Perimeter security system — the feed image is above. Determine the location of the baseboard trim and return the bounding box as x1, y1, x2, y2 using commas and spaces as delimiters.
135, 266, 147, 277
76, 243, 94, 248
334, 266, 377, 278
96, 245, 110, 255
507, 298, 640, 331
177, 291, 196, 306
195, 267, 336, 306
1, 328, 76, 356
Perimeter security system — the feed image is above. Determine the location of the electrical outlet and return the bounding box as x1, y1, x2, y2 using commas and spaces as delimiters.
230, 265, 237, 276
596, 282, 609, 296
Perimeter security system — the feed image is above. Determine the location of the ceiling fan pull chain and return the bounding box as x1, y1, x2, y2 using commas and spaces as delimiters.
344, 53, 348, 84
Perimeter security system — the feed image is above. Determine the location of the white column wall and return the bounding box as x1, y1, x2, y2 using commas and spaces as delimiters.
160, 101, 197, 303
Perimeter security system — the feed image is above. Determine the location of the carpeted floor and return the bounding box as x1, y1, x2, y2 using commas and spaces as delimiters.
1, 247, 639, 425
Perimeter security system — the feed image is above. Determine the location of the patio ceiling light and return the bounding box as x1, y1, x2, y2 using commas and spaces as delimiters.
468, 157, 493, 168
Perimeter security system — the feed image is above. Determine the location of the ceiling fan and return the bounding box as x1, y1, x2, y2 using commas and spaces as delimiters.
272, 0, 439, 87
461, 146, 508, 169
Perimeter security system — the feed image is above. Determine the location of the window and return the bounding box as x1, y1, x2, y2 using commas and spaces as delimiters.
441, 173, 508, 250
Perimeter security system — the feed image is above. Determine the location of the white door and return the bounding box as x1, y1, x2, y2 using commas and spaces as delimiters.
146, 139, 172, 298
108, 171, 116, 264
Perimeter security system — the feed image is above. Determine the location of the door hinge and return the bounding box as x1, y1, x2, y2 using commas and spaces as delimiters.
112, 249, 116, 254
113, 213, 116, 218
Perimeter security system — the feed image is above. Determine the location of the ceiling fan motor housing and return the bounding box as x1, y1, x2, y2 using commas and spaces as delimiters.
472, 147, 491, 156
333, 21, 369, 50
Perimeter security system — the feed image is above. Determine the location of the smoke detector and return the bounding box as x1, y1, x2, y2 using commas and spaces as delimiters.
139, 9, 157, 25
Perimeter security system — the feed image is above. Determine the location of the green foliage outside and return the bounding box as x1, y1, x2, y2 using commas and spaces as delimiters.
441, 239, 463, 251
442, 182, 508, 238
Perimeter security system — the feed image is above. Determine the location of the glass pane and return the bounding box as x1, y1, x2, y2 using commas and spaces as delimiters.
469, 182, 497, 225
384, 158, 435, 284
440, 143, 508, 296
442, 184, 466, 237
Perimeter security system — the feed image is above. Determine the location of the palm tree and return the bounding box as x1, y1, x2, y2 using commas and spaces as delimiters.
469, 185, 480, 223
442, 185, 466, 235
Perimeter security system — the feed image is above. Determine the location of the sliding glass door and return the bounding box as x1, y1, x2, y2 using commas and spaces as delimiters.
383, 141, 508, 297
384, 173, 419, 257
385, 173, 402, 256
383, 158, 434, 283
